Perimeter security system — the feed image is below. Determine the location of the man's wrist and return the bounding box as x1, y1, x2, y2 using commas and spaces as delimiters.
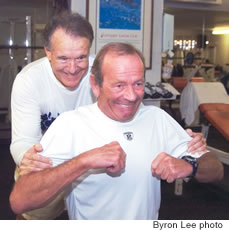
181, 156, 198, 177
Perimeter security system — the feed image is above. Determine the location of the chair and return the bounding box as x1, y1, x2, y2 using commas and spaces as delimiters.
171, 76, 205, 91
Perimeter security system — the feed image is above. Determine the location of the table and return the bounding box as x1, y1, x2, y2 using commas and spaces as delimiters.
143, 83, 180, 105
180, 82, 229, 126
143, 83, 180, 118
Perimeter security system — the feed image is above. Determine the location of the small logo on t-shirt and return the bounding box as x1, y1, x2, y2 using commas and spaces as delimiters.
123, 132, 134, 141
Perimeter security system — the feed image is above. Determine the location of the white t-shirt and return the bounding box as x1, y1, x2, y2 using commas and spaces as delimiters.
40, 103, 193, 220
10, 56, 95, 165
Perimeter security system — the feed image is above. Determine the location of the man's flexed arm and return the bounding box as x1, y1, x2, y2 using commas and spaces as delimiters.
10, 141, 126, 214
151, 152, 223, 183
151, 152, 192, 183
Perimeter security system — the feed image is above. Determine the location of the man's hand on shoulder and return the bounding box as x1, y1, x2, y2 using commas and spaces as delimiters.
186, 129, 206, 154
19, 144, 52, 176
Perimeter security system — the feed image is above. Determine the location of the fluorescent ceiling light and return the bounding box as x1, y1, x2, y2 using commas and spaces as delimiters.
212, 28, 229, 35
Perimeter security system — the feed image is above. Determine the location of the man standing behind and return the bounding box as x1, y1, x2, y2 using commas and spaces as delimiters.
10, 42, 224, 220
10, 12, 95, 219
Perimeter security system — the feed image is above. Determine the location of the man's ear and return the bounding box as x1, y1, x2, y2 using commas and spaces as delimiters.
90, 74, 100, 98
44, 47, 51, 61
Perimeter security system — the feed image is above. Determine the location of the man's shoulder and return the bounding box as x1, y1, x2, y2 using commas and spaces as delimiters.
52, 110, 77, 127
13, 57, 51, 88
54, 105, 93, 127
59, 104, 93, 118
140, 104, 165, 115
74, 103, 95, 116
136, 104, 170, 124
20, 57, 48, 74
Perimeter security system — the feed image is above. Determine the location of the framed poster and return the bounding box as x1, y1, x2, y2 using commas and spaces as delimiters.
87, 0, 152, 69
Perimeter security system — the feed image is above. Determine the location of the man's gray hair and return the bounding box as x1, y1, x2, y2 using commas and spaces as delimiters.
43, 11, 94, 49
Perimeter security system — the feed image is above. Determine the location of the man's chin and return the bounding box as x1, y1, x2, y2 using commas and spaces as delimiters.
118, 113, 136, 122
61, 72, 87, 88
63, 79, 82, 89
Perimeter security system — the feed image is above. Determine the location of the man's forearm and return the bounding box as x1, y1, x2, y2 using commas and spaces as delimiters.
10, 154, 88, 214
10, 142, 126, 214
195, 152, 224, 182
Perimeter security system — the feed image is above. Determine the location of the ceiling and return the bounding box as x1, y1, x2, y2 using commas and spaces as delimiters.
164, 0, 229, 33
1, 0, 229, 33
164, 7, 229, 32
0, 0, 50, 8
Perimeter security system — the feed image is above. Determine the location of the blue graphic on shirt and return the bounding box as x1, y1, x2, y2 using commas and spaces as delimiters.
41, 112, 60, 132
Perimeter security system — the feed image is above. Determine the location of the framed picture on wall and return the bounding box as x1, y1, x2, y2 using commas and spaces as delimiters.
87, 0, 153, 69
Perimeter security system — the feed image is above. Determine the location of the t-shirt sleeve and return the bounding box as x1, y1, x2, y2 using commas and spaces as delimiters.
10, 73, 42, 165
161, 110, 203, 159
40, 113, 75, 167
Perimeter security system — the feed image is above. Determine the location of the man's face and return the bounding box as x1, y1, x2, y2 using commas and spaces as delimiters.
95, 52, 145, 122
45, 28, 90, 89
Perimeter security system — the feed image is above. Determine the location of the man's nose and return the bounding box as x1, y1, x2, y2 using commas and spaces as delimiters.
124, 86, 137, 101
67, 60, 78, 74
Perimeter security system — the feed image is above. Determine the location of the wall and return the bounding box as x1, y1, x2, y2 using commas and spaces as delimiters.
70, 0, 86, 17
0, 0, 53, 111
145, 0, 163, 85
0, 0, 164, 110
0, 0, 52, 67
173, 25, 229, 72
164, 0, 229, 71
164, 0, 229, 12
71, 0, 163, 85
211, 34, 229, 71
